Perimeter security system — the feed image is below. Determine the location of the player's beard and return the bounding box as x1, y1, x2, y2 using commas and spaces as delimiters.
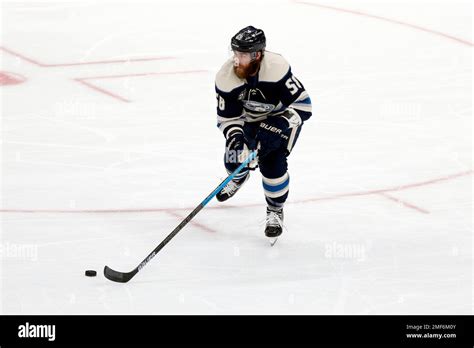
234, 59, 261, 79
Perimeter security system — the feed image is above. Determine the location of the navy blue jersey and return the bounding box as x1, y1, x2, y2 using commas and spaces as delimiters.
215, 51, 312, 138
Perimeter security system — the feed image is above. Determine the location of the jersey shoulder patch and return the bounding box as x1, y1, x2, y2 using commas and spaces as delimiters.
215, 58, 245, 93
258, 51, 290, 83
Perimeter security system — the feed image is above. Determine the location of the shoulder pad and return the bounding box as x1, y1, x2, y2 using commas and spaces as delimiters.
258, 51, 290, 83
215, 58, 245, 93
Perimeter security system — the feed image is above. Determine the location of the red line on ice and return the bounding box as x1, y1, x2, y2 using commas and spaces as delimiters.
42, 57, 175, 67
74, 78, 132, 102
1, 170, 470, 214
165, 210, 217, 233
0, 71, 27, 85
0, 46, 175, 67
294, 1, 473, 47
73, 70, 208, 102
377, 192, 430, 214
295, 170, 473, 205
78, 70, 209, 80
0, 46, 44, 66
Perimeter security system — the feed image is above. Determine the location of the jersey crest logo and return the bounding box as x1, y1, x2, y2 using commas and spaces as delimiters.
243, 100, 275, 113
248, 88, 267, 101
243, 88, 274, 113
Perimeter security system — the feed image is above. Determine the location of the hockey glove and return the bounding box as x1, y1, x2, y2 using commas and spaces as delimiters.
256, 108, 302, 157
225, 132, 255, 167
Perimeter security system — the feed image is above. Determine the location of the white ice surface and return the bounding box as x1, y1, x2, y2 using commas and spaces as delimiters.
0, 0, 472, 314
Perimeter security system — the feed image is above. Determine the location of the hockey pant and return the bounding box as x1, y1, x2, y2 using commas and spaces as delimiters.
223, 120, 302, 208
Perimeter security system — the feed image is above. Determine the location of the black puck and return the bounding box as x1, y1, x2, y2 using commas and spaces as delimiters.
85, 270, 97, 277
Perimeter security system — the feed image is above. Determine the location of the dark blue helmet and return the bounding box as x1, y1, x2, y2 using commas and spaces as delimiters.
231, 26, 266, 53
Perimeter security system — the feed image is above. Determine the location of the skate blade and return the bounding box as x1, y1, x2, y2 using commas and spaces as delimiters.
269, 237, 278, 246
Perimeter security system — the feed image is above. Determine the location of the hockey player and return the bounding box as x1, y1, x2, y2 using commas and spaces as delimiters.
215, 26, 312, 240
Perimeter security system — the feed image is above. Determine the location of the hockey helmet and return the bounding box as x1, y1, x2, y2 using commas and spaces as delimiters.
231, 26, 266, 53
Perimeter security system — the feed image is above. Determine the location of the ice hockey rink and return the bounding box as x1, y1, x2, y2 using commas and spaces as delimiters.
0, 0, 472, 314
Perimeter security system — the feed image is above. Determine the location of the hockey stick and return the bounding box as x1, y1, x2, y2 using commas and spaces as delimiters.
104, 150, 258, 283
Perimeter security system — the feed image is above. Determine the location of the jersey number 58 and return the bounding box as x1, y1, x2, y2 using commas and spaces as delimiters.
285, 75, 302, 95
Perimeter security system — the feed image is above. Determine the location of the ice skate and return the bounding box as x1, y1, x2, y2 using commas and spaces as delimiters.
265, 206, 284, 245
216, 173, 249, 202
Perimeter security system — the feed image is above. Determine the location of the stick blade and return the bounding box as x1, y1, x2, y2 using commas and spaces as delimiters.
103, 265, 136, 283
